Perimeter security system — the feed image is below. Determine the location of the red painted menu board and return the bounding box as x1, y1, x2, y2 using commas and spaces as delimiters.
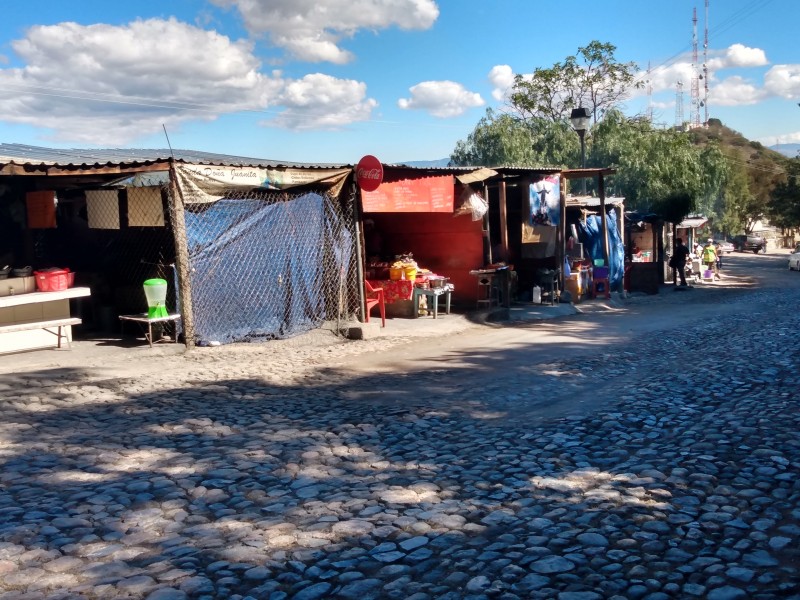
361, 175, 454, 213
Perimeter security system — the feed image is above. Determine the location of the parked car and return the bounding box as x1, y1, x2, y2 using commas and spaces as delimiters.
732, 233, 767, 254
789, 246, 800, 270
714, 239, 735, 254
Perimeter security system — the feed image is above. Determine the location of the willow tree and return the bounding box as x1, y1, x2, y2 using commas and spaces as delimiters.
589, 110, 707, 220
450, 108, 577, 167
767, 159, 800, 229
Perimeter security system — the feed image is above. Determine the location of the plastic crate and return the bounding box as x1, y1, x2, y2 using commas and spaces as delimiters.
34, 269, 74, 292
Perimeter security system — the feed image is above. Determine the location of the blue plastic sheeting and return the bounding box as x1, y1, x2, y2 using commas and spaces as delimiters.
184, 193, 351, 344
578, 210, 625, 289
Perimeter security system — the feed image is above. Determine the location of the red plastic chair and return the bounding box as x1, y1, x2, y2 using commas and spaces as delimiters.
591, 266, 611, 299
364, 280, 386, 327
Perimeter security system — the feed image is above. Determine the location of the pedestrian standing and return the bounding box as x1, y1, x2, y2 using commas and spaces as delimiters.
702, 238, 720, 280
672, 238, 690, 287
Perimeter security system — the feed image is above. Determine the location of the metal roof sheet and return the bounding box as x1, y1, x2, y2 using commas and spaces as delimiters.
0, 143, 348, 170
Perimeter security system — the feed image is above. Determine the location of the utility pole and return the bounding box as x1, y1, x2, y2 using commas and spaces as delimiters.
703, 0, 709, 125
691, 7, 701, 129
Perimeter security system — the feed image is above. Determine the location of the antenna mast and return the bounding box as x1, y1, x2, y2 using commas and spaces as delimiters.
690, 6, 701, 129
703, 0, 709, 125
675, 80, 684, 128
646, 61, 654, 123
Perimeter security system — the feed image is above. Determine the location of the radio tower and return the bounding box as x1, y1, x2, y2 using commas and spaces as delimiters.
690, 7, 701, 129
675, 80, 684, 128
646, 61, 654, 123
703, 0, 709, 125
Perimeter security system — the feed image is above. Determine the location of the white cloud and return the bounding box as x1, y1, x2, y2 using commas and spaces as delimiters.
782, 132, 800, 143
708, 44, 768, 70
642, 62, 696, 95
709, 76, 767, 106
763, 64, 800, 99
269, 73, 377, 129
213, 0, 439, 64
398, 80, 483, 118
0, 18, 377, 144
0, 18, 281, 144
488, 64, 515, 101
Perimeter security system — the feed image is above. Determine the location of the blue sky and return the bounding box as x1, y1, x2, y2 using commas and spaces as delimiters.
0, 0, 798, 164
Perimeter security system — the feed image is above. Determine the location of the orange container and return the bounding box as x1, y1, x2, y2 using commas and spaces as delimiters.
34, 269, 74, 292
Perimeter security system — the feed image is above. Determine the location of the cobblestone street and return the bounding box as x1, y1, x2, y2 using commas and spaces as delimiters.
0, 253, 798, 599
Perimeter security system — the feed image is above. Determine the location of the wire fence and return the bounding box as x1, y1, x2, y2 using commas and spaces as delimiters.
180, 187, 360, 344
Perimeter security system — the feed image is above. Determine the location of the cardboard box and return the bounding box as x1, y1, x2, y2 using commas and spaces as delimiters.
0, 276, 36, 297
563, 274, 583, 304
521, 224, 557, 258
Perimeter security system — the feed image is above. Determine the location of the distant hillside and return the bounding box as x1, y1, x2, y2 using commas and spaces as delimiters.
769, 143, 800, 158
393, 158, 451, 168
690, 119, 793, 177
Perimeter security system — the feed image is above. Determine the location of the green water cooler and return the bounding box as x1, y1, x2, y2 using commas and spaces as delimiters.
143, 278, 169, 318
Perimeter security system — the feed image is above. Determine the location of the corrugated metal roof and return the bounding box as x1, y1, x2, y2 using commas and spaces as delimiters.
386, 163, 561, 172
0, 143, 349, 170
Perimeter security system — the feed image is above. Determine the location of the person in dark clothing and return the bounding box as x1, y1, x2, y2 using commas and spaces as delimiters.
673, 238, 690, 287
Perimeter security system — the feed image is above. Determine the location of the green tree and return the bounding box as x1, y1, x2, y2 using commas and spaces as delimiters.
697, 142, 729, 224
450, 109, 534, 167
589, 110, 705, 221
449, 109, 577, 167
717, 159, 749, 235
767, 159, 800, 228
509, 41, 641, 122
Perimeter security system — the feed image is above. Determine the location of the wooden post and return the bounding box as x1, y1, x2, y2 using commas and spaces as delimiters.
619, 201, 625, 292
167, 161, 195, 350
598, 174, 610, 267
353, 183, 367, 324
499, 179, 509, 261
483, 182, 492, 265
672, 222, 677, 285
559, 175, 567, 288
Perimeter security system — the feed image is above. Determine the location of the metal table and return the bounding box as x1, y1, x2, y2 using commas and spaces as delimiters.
119, 313, 181, 348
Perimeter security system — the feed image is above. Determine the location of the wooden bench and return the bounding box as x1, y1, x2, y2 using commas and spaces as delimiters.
0, 318, 82, 349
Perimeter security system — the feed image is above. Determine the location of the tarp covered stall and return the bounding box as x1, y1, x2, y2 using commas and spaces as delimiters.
184, 193, 351, 343
172, 162, 357, 346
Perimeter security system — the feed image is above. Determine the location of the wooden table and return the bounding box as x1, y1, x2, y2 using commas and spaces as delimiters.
469, 268, 512, 308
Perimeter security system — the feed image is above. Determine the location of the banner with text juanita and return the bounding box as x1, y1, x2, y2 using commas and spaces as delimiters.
361, 175, 455, 213
175, 163, 351, 205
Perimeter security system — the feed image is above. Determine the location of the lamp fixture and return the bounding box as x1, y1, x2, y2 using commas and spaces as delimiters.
569, 107, 591, 133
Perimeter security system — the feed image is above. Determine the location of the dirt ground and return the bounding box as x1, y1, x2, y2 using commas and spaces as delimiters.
0, 249, 790, 396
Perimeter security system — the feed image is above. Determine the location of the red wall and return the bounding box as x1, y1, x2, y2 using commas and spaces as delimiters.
367, 212, 484, 306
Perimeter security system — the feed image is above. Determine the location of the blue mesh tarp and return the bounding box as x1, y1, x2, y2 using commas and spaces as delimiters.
184, 193, 351, 344
578, 210, 625, 289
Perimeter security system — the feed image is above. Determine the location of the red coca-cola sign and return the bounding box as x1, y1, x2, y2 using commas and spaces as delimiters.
356, 155, 383, 192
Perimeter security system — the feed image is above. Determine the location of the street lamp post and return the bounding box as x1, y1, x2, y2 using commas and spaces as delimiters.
570, 107, 591, 195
